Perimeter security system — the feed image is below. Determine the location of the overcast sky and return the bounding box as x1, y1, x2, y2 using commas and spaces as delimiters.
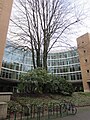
59, 0, 90, 48
9, 0, 90, 50
71, 0, 90, 40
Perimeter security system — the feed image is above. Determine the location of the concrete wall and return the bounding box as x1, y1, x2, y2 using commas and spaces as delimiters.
0, 92, 12, 102
77, 33, 90, 92
0, 92, 12, 119
0, 102, 7, 119
0, 0, 13, 71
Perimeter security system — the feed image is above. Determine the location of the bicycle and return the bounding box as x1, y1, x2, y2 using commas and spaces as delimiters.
61, 100, 77, 116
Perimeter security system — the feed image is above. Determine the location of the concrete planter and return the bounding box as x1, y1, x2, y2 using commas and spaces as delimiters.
0, 92, 12, 119
0, 102, 7, 119
0, 92, 12, 102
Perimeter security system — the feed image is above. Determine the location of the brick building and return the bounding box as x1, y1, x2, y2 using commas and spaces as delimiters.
0, 0, 13, 71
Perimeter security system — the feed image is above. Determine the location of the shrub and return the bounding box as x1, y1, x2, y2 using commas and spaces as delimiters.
18, 68, 74, 95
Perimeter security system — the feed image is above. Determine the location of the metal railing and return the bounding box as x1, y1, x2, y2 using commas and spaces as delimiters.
7, 102, 77, 120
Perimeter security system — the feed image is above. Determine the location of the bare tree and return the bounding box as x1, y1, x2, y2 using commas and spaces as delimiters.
8, 0, 85, 70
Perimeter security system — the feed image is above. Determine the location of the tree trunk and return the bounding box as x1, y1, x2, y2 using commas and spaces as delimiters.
36, 50, 41, 67
32, 48, 36, 69
43, 37, 47, 70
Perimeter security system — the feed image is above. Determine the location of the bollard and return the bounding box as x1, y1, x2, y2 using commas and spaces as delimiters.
14, 109, 17, 120
26, 106, 29, 120
48, 104, 52, 119
20, 106, 23, 120
52, 103, 55, 115
37, 105, 41, 120
59, 104, 62, 117
30, 104, 33, 118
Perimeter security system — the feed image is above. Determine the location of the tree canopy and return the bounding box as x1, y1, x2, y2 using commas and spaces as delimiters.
8, 0, 85, 70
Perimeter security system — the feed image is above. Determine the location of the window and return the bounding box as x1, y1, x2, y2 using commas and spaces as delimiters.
76, 72, 82, 80
48, 61, 50, 66
75, 65, 81, 71
71, 73, 76, 80
84, 50, 86, 53
87, 70, 89, 73
14, 62, 19, 70
85, 59, 87, 62
60, 68, 63, 73
64, 54, 67, 58
47, 55, 50, 59
10, 63, 14, 69
57, 68, 59, 73
54, 68, 56, 73
70, 66, 75, 72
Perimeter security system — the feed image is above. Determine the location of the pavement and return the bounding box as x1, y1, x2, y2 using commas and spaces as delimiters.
55, 106, 90, 120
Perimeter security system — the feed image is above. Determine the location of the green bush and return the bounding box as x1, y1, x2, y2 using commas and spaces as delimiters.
18, 68, 74, 95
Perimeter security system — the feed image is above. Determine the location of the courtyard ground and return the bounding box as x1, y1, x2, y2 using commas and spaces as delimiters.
55, 106, 90, 120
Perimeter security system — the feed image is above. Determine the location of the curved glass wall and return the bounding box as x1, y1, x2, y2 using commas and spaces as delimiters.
1, 41, 33, 80
1, 41, 82, 81
47, 49, 82, 81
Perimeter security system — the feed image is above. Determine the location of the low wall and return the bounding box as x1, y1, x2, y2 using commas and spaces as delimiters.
0, 92, 12, 119
0, 92, 12, 102
0, 102, 7, 119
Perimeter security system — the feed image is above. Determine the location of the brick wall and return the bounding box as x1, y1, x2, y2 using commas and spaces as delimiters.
0, 0, 13, 71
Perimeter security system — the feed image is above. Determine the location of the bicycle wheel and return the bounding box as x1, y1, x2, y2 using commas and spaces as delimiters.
72, 106, 77, 115
61, 104, 68, 116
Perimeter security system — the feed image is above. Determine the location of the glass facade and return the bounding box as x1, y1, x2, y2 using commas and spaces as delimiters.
1, 41, 82, 81
1, 41, 33, 80
47, 50, 82, 81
